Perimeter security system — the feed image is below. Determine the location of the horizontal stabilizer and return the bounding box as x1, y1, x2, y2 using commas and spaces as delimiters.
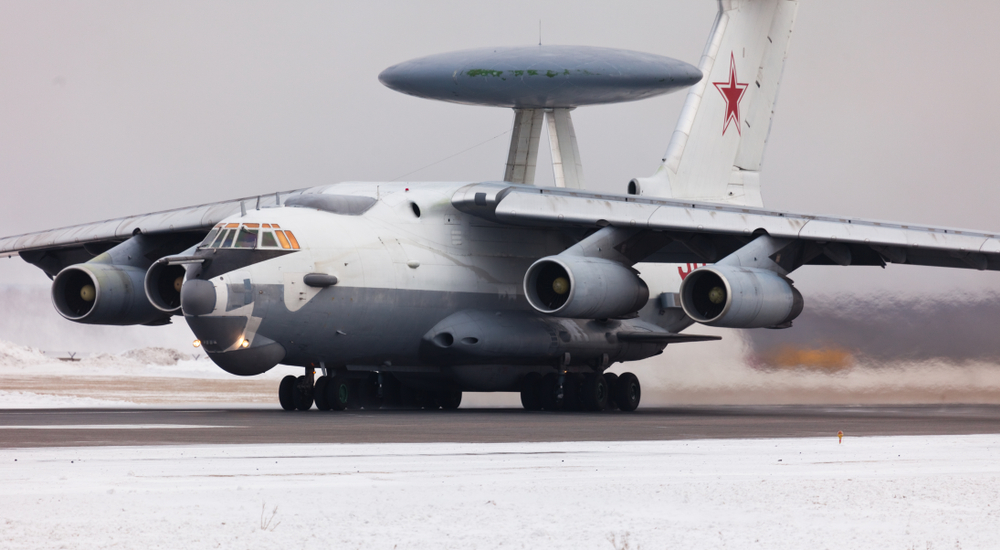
616, 332, 722, 344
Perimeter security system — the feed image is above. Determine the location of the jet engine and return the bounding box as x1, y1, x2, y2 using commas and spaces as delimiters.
144, 259, 187, 314
523, 256, 649, 319
679, 265, 803, 328
51, 263, 166, 325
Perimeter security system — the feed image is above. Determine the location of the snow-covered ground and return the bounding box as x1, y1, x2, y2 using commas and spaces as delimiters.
1, 435, 997, 549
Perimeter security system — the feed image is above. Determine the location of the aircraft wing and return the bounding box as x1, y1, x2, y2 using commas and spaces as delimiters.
0, 189, 309, 277
453, 182, 1000, 271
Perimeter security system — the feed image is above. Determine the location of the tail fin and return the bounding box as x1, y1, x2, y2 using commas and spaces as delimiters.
629, 0, 799, 207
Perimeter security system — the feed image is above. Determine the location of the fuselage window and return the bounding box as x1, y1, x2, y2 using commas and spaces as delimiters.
235, 228, 258, 249
261, 231, 278, 248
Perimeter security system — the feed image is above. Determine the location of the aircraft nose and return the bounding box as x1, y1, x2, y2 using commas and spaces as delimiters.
180, 278, 217, 316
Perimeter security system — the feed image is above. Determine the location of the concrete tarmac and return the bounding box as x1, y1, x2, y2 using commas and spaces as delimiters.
3, 405, 1000, 448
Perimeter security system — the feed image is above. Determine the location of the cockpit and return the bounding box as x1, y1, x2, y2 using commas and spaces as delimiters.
199, 223, 300, 250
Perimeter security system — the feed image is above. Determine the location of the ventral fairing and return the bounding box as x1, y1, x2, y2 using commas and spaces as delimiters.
3, 0, 998, 412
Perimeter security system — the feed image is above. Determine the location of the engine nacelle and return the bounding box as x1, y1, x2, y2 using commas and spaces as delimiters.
144, 259, 187, 314
679, 265, 804, 328
523, 256, 649, 319
52, 263, 166, 325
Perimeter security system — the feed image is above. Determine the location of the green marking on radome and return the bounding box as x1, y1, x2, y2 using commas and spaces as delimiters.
465, 69, 504, 78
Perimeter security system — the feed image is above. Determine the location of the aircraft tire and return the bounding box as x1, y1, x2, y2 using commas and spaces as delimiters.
314, 376, 331, 411
359, 373, 382, 410
345, 379, 363, 410
562, 373, 584, 411
278, 375, 296, 411
603, 373, 619, 410
614, 372, 641, 412
540, 373, 562, 411
292, 375, 314, 411
379, 374, 403, 408
437, 389, 462, 410
581, 373, 609, 411
327, 374, 349, 411
519, 372, 543, 410
419, 390, 440, 410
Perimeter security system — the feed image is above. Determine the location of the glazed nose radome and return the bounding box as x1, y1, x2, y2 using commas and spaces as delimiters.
180, 278, 217, 316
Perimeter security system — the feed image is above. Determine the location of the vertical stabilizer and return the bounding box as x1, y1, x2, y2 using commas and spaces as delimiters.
629, 0, 798, 207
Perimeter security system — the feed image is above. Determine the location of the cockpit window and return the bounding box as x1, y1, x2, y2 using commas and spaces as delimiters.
219, 230, 235, 248
274, 231, 291, 249
201, 228, 220, 247
199, 223, 299, 250
235, 228, 257, 249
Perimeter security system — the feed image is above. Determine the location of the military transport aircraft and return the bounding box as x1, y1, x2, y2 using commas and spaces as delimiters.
3, 0, 999, 412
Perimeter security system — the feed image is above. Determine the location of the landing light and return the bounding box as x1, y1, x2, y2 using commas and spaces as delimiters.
240, 338, 250, 348
192, 339, 201, 348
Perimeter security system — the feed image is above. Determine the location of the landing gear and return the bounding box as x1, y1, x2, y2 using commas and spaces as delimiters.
519, 372, 543, 410
581, 374, 609, 411
326, 374, 353, 410
614, 372, 641, 412
603, 373, 619, 410
278, 375, 296, 411
436, 388, 462, 410
292, 375, 313, 411
314, 376, 331, 411
518, 371, 640, 412
539, 373, 562, 411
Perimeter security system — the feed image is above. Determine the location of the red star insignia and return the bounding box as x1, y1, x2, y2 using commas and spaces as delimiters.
713, 52, 748, 136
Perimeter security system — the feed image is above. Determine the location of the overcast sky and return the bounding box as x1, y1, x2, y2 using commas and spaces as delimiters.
3, 0, 1000, 299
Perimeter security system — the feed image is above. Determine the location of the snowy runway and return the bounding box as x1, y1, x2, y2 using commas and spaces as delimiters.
2, 435, 998, 549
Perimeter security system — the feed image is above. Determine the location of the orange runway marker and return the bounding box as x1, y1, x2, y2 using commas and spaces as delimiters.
838, 430, 844, 444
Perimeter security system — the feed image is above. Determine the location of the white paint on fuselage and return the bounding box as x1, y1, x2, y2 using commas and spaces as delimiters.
201, 181, 699, 367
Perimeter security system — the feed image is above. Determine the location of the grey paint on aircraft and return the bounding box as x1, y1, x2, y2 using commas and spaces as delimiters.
378, 45, 702, 108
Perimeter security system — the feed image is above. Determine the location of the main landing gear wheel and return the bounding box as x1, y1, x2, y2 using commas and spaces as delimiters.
359, 373, 382, 410
562, 373, 584, 411
278, 375, 296, 411
314, 376, 331, 411
519, 372, 543, 411
540, 373, 563, 411
326, 374, 352, 411
292, 375, 314, 411
436, 389, 462, 410
614, 372, 641, 412
581, 373, 609, 411
603, 373, 619, 410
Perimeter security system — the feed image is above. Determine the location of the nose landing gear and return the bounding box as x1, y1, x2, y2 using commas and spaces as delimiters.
278, 374, 314, 411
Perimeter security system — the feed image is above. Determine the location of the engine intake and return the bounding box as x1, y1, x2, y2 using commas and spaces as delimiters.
52, 263, 166, 325
524, 256, 649, 319
144, 259, 187, 314
679, 265, 803, 328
